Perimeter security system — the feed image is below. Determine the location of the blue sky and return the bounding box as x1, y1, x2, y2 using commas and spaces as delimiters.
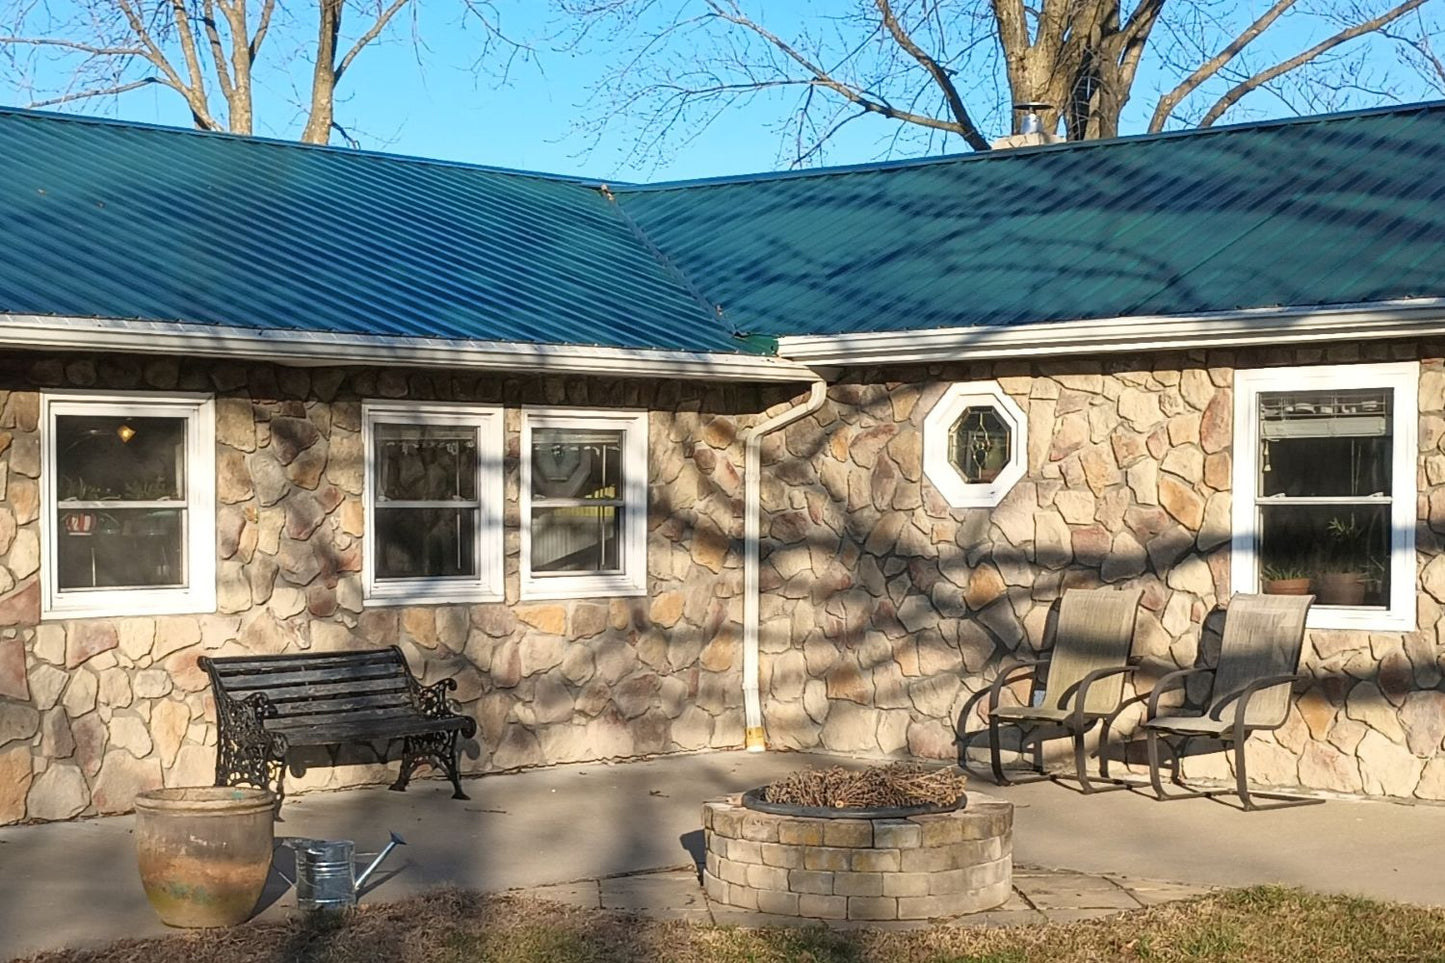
0, 2, 1438, 182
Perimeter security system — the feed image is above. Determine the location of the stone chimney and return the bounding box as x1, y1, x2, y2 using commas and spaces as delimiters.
991, 103, 1062, 150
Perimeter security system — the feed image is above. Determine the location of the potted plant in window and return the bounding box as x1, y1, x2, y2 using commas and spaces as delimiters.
1261, 561, 1313, 596
1316, 515, 1370, 606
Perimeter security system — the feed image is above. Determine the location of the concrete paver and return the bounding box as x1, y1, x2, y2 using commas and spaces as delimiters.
1013, 872, 1142, 911
2, 749, 1443, 959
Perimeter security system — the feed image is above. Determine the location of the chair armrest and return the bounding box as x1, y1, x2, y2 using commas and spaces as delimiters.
987, 659, 1049, 715
1065, 665, 1139, 730
1216, 674, 1307, 733
1146, 666, 1216, 720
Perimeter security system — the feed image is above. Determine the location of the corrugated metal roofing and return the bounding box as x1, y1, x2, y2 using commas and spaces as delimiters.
0, 108, 742, 354
613, 102, 1445, 340
2, 102, 1444, 358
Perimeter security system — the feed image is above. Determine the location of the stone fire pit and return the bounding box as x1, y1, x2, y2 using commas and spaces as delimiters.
702, 789, 1013, 922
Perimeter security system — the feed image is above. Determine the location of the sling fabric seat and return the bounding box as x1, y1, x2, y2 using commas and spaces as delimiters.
1144, 592, 1317, 810
971, 587, 1142, 793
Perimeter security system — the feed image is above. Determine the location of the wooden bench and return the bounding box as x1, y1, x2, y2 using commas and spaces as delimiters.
199, 647, 477, 803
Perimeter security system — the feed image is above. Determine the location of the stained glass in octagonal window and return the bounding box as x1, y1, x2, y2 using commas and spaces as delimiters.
948, 406, 1011, 484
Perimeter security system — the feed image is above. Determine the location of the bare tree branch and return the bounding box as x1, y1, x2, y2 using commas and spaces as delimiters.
875, 0, 989, 149
28, 75, 160, 108
1150, 0, 1297, 132
1198, 0, 1431, 127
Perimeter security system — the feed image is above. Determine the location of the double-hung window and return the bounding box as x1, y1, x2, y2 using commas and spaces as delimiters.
1231, 362, 1417, 630
362, 402, 503, 604
42, 391, 215, 618
521, 408, 647, 599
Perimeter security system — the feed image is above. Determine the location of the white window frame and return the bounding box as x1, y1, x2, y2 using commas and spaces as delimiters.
41, 390, 216, 619
362, 401, 504, 605
1231, 361, 1418, 632
521, 407, 648, 600
923, 382, 1028, 508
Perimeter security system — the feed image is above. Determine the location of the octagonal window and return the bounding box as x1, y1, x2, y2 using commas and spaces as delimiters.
949, 406, 1012, 484
924, 383, 1028, 507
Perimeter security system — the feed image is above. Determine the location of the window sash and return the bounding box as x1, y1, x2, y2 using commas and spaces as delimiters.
361, 403, 503, 604
520, 409, 647, 600
1231, 362, 1418, 631
42, 392, 214, 619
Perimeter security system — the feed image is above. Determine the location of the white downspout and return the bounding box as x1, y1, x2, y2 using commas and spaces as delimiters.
742, 378, 828, 751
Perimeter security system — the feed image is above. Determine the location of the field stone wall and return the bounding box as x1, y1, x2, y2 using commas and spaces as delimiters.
756, 341, 1445, 801
0, 351, 791, 824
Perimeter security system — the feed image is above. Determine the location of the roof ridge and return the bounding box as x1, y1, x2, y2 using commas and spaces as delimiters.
615, 99, 1445, 194
0, 105, 626, 188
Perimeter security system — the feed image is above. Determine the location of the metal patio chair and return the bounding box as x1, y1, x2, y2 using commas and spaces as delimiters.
973, 587, 1143, 793
1143, 592, 1320, 811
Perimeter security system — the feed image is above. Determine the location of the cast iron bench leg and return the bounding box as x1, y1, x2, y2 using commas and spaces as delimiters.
390, 730, 469, 800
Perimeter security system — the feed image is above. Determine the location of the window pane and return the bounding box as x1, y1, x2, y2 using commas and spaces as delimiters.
1258, 503, 1390, 607
375, 507, 477, 579
531, 506, 621, 573
56, 507, 184, 589
56, 416, 184, 501
1258, 389, 1392, 498
948, 406, 1011, 484
532, 429, 623, 499
374, 425, 477, 502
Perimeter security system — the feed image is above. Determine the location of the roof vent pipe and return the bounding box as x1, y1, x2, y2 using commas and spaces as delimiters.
991, 103, 1062, 150
1017, 103, 1048, 135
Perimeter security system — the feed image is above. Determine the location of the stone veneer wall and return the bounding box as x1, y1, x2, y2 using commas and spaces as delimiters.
0, 351, 792, 824
755, 341, 1445, 801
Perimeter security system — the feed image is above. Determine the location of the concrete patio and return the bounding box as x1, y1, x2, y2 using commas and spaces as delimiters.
2, 750, 1442, 959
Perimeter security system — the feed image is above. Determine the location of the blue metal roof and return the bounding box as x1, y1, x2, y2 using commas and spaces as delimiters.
1, 102, 1443, 360
614, 102, 1445, 340
0, 108, 742, 354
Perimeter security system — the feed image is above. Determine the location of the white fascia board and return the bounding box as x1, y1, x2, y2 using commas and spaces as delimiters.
774, 298, 1445, 365
0, 314, 818, 384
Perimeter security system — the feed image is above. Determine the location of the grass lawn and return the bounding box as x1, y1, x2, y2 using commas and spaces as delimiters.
22, 886, 1445, 963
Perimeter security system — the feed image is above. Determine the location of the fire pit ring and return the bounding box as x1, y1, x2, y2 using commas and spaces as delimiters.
703, 791, 1012, 922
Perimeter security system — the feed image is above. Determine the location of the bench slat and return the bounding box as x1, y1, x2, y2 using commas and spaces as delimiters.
211, 663, 407, 690
208, 649, 400, 669
263, 693, 416, 716
227, 677, 412, 703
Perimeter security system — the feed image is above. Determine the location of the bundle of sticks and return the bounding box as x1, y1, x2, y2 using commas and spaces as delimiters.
761, 762, 968, 809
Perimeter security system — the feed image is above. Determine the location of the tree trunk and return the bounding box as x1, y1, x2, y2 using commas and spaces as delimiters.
301, 0, 342, 144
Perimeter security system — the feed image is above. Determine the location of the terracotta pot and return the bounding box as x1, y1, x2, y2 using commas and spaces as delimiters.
1317, 572, 1366, 606
1262, 577, 1312, 596
134, 787, 275, 928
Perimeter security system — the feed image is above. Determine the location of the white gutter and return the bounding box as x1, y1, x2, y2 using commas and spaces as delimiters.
741, 378, 828, 751
775, 298, 1445, 366
0, 314, 817, 383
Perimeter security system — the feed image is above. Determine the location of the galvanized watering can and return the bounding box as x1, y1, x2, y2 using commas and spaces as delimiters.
288, 832, 406, 911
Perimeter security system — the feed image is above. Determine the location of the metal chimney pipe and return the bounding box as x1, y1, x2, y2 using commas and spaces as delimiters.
1013, 102, 1053, 136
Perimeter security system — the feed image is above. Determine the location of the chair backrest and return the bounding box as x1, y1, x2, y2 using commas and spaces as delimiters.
1209, 593, 1313, 728
1042, 587, 1143, 715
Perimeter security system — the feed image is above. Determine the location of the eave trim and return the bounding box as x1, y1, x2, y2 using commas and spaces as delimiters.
773, 299, 1445, 365
0, 314, 817, 383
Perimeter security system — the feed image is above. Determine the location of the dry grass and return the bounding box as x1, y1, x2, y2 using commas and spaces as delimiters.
762, 763, 969, 809
21, 886, 1445, 963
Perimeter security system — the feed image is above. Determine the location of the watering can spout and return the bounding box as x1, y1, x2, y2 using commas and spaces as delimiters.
355, 832, 406, 890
